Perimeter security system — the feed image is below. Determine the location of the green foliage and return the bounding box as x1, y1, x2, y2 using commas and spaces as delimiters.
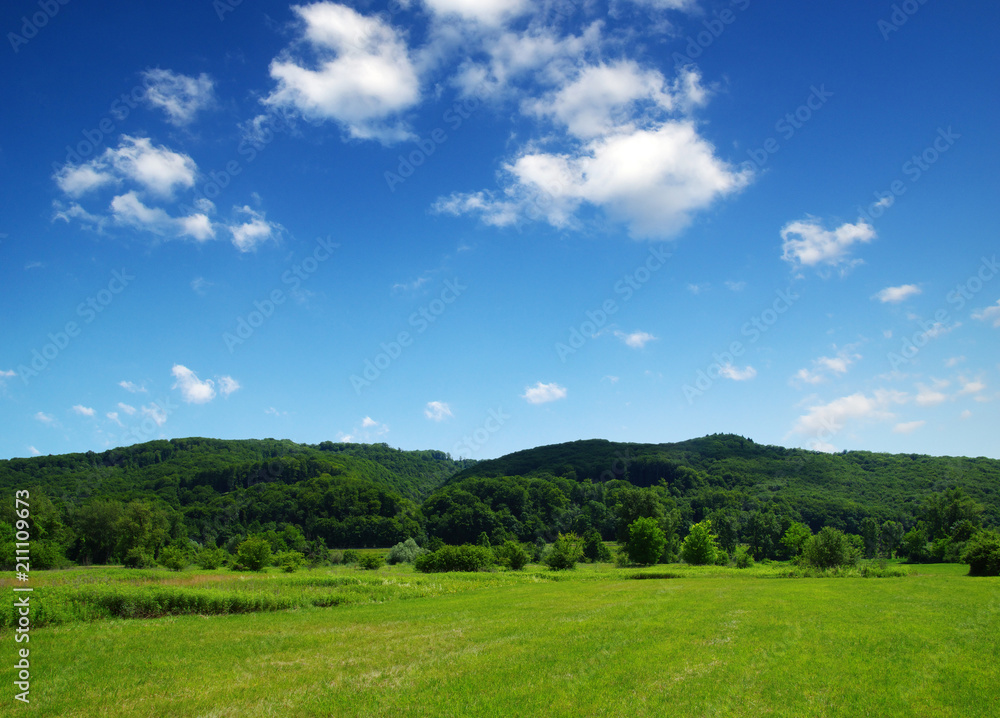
276, 551, 306, 573
236, 536, 272, 572
414, 544, 495, 573
714, 549, 730, 566
122, 547, 156, 569
780, 522, 812, 559
477, 531, 492, 547
493, 540, 530, 570
962, 530, 1000, 576
386, 538, 427, 565
732, 545, 754, 569
545, 533, 583, 570
341, 549, 361, 565
582, 528, 612, 563
158, 545, 189, 571
681, 520, 718, 566
623, 517, 667, 566
357, 553, 384, 571
196, 546, 227, 570
802, 527, 858, 569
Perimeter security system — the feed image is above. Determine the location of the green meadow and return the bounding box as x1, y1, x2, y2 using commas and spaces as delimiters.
3, 563, 998, 717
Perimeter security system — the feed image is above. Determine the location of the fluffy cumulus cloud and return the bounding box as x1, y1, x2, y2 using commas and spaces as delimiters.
52, 136, 282, 251
171, 364, 216, 404
423, 0, 532, 26
522, 381, 567, 404
790, 389, 907, 449
875, 284, 922, 303
972, 300, 1000, 328
780, 217, 876, 272
424, 401, 453, 421
142, 68, 215, 126
72, 404, 96, 417
264, 2, 420, 143
438, 63, 749, 238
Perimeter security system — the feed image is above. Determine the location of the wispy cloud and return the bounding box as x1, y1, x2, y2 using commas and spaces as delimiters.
614, 330, 656, 349
780, 217, 875, 273
424, 401, 454, 421
72, 404, 96, 417
142, 68, 215, 126
522, 381, 568, 404
874, 284, 921, 303
171, 364, 216, 404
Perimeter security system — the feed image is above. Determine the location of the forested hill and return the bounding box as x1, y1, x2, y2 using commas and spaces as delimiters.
447, 434, 1000, 529
0, 437, 473, 503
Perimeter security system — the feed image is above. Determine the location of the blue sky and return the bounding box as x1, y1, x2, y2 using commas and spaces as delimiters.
2, 0, 998, 461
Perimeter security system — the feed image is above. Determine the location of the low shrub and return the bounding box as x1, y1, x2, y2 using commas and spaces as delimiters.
122, 548, 156, 569
963, 530, 1000, 577
414, 544, 495, 573
545, 533, 584, 570
341, 549, 361, 565
732, 545, 754, 569
276, 550, 306, 573
158, 545, 188, 572
196, 547, 228, 570
386, 538, 427, 565
357, 554, 384, 571
493, 540, 530, 570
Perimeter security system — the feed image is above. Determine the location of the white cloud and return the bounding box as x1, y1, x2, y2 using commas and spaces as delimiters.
791, 389, 907, 441
780, 217, 876, 271
957, 377, 985, 396
424, 401, 454, 421
141, 403, 168, 427
623, 0, 697, 9
54, 163, 116, 197
191, 277, 212, 296
725, 280, 746, 292
719, 364, 757, 381
119, 380, 146, 393
227, 206, 281, 252
614, 330, 656, 349
604, 375, 619, 384
960, 409, 972, 420
171, 364, 216, 404
875, 284, 922, 303
972, 300, 1000, 328
524, 62, 706, 140
945, 356, 966, 368
522, 381, 567, 404
439, 119, 750, 238
218, 376, 241, 397
361, 416, 378, 428
142, 68, 215, 126
914, 384, 947, 407
117, 402, 137, 415
105, 135, 197, 199
72, 404, 96, 417
28, 446, 41, 456
423, 0, 532, 26
110, 191, 214, 241
107, 412, 123, 427
791, 347, 862, 387
686, 283, 709, 295
34, 411, 54, 424
893, 420, 925, 434
264, 2, 420, 143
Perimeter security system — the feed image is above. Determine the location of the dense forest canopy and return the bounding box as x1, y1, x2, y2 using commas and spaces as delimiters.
2, 434, 997, 567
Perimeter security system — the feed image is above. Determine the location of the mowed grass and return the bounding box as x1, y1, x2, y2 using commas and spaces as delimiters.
2, 564, 998, 717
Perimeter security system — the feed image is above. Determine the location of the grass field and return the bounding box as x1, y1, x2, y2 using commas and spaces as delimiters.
2, 562, 998, 717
